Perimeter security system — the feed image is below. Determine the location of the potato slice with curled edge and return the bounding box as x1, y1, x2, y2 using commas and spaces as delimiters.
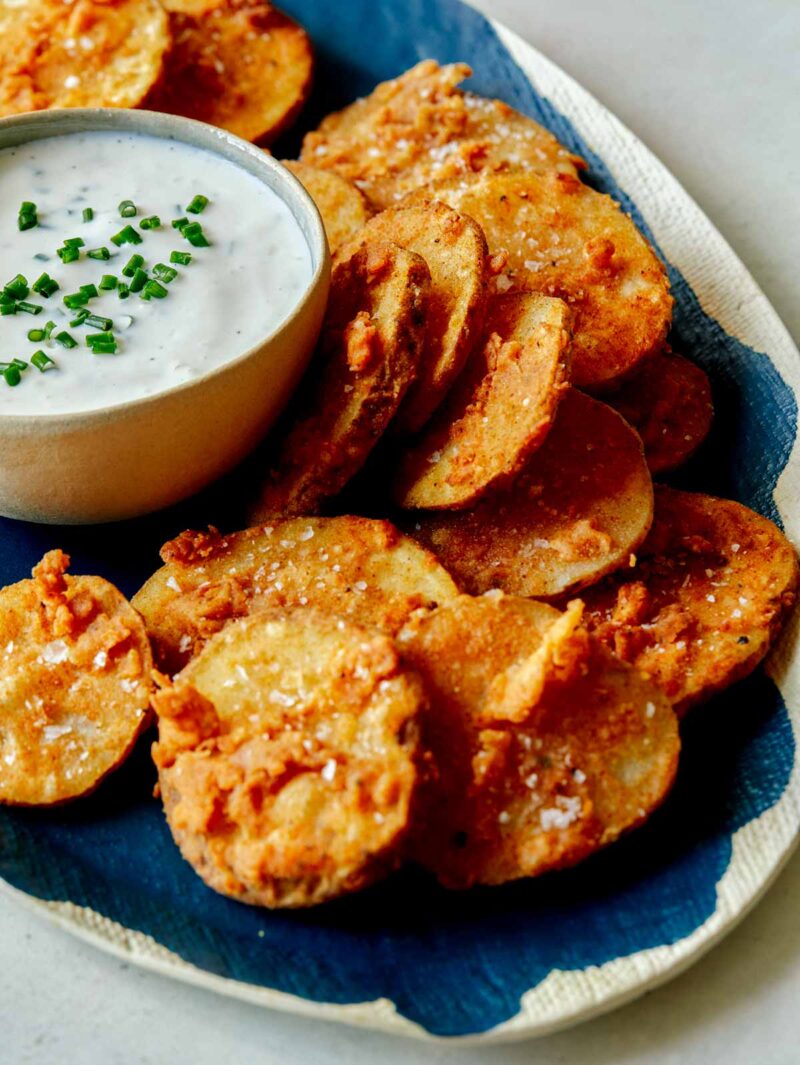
282, 161, 372, 254
250, 240, 430, 519
393, 292, 572, 510
578, 487, 799, 715
336, 202, 490, 434
405, 389, 653, 600
152, 608, 425, 909
301, 60, 584, 210
131, 517, 459, 675
0, 550, 153, 806
146, 0, 312, 145
403, 171, 672, 391
605, 346, 714, 474
396, 594, 679, 888
0, 0, 170, 115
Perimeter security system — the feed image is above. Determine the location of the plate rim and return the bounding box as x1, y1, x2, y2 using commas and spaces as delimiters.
3, 2, 800, 1044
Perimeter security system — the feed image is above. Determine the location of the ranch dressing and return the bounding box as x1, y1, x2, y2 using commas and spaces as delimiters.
0, 132, 312, 415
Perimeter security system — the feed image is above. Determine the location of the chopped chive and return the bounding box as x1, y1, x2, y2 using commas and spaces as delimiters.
0, 304, 17, 316
54, 331, 77, 349
99, 274, 117, 291
118, 200, 137, 218
31, 350, 56, 372
18, 211, 38, 231
63, 237, 85, 249
3, 365, 21, 387
0, 290, 12, 305
172, 217, 189, 232
117, 283, 130, 300
186, 195, 209, 215
181, 221, 210, 248
139, 215, 161, 230
19, 201, 36, 214
57, 245, 80, 264
87, 333, 117, 353
87, 246, 111, 261
79, 284, 98, 299
129, 268, 148, 293
17, 301, 42, 315
85, 314, 113, 332
142, 279, 168, 300
69, 309, 89, 327
63, 293, 89, 310
110, 224, 141, 247
11, 358, 27, 370
152, 263, 177, 284
170, 250, 192, 266
122, 254, 144, 278
27, 327, 45, 342
82, 207, 94, 223
5, 275, 29, 300
43, 320, 55, 340
32, 273, 59, 297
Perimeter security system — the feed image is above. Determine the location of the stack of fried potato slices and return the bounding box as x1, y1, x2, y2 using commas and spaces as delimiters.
2, 57, 796, 914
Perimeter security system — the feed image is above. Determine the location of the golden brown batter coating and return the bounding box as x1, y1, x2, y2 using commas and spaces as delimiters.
283, 161, 372, 253
153, 608, 425, 908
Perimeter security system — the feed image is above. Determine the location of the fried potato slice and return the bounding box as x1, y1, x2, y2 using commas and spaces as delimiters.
146, 0, 312, 144
396, 594, 678, 888
0, 0, 170, 115
132, 517, 459, 674
605, 346, 714, 474
250, 240, 430, 519
337, 202, 490, 434
579, 487, 799, 715
0, 550, 152, 806
300, 60, 584, 209
403, 171, 672, 390
405, 389, 653, 599
153, 608, 424, 908
393, 293, 572, 509
283, 161, 372, 253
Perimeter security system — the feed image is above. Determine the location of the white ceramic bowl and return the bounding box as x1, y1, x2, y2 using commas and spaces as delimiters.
0, 109, 330, 525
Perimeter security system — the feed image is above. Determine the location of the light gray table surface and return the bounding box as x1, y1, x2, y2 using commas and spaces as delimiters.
2, 1, 799, 1061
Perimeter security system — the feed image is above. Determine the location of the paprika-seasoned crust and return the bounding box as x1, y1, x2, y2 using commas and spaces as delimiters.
0, 550, 153, 806
153, 608, 425, 908
300, 60, 583, 209
605, 346, 714, 474
131, 517, 459, 674
283, 161, 372, 253
250, 239, 430, 519
393, 292, 572, 509
578, 486, 800, 715
403, 171, 672, 390
396, 594, 679, 888
405, 389, 653, 599
146, 0, 312, 145
0, 0, 170, 116
336, 201, 491, 434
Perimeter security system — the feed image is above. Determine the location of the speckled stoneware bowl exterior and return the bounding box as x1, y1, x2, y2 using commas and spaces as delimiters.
1, 0, 799, 1045
0, 109, 330, 524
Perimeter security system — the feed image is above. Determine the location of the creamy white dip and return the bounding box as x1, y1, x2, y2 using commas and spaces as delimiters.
0, 132, 312, 415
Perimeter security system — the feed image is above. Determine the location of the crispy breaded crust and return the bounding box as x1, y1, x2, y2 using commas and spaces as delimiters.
605, 346, 714, 474
0, 550, 152, 806
405, 389, 653, 599
250, 240, 430, 519
131, 517, 459, 674
153, 608, 424, 908
283, 161, 372, 253
0, 0, 170, 115
578, 486, 800, 715
337, 202, 490, 434
146, 0, 312, 144
393, 293, 572, 509
300, 60, 584, 209
397, 594, 679, 888
403, 171, 672, 390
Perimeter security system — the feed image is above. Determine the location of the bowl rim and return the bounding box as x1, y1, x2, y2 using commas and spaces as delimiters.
0, 107, 330, 429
